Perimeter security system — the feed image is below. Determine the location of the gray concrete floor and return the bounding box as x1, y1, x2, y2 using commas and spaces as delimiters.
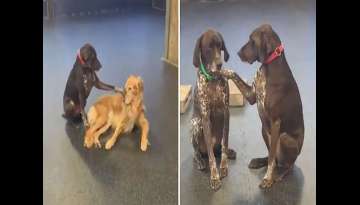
43, 8, 178, 205
180, 0, 316, 204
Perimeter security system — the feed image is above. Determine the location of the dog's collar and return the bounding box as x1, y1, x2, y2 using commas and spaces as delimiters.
264, 44, 284, 65
199, 53, 214, 81
77, 49, 86, 65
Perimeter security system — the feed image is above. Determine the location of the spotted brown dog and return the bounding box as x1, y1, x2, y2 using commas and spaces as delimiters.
190, 29, 237, 191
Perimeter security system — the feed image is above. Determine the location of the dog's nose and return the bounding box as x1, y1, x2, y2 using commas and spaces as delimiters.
216, 63, 222, 69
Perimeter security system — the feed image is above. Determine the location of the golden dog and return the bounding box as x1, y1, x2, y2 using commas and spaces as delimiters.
84, 75, 149, 151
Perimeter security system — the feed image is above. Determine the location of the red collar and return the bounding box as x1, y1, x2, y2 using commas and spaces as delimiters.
77, 49, 85, 65
264, 44, 284, 65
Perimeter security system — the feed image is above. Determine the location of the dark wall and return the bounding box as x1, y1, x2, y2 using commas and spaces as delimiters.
52, 0, 154, 15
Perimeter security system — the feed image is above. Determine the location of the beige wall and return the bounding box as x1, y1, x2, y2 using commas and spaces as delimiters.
164, 0, 178, 67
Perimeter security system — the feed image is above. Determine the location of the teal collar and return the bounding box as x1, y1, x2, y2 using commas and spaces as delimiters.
199, 54, 214, 81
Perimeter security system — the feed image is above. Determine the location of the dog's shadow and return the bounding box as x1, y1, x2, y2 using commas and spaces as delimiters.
235, 166, 305, 205
183, 154, 304, 205
64, 121, 140, 186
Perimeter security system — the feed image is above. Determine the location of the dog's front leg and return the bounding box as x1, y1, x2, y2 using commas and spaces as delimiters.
191, 116, 206, 170
105, 125, 123, 150
220, 107, 229, 179
78, 92, 89, 128
202, 114, 221, 191
260, 119, 281, 189
220, 69, 256, 104
137, 113, 150, 152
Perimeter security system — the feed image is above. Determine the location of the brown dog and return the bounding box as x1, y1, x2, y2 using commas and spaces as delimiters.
62, 43, 121, 127
83, 75, 149, 151
220, 24, 304, 189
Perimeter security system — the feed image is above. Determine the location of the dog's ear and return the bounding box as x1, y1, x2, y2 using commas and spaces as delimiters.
216, 32, 229, 62
79, 46, 93, 67
257, 33, 268, 63
257, 32, 274, 63
137, 76, 144, 93
259, 25, 281, 63
193, 36, 202, 67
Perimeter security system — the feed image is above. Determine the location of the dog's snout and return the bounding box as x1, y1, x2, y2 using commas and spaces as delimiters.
237, 49, 242, 58
215, 54, 222, 69
238, 48, 246, 62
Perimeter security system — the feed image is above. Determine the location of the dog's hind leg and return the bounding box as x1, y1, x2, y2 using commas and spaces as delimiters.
84, 106, 107, 148
190, 117, 206, 171
260, 119, 281, 189
275, 133, 299, 182
92, 122, 111, 148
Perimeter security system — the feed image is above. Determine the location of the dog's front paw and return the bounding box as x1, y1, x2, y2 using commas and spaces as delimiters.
210, 177, 222, 191
140, 138, 149, 152
105, 139, 115, 150
259, 177, 274, 189
220, 167, 228, 179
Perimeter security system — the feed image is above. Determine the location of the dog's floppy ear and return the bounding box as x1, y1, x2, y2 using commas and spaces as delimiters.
258, 25, 281, 63
257, 32, 274, 63
137, 76, 144, 93
216, 32, 229, 62
257, 33, 268, 63
79, 45, 93, 67
193, 36, 202, 68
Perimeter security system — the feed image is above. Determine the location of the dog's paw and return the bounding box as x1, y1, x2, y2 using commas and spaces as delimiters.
220, 167, 228, 179
195, 156, 206, 171
248, 157, 268, 169
227, 148, 236, 160
105, 139, 115, 150
94, 139, 101, 148
210, 177, 222, 191
259, 178, 274, 189
84, 137, 93, 149
140, 139, 149, 152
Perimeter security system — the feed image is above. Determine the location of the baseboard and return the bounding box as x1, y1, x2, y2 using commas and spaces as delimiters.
161, 57, 178, 68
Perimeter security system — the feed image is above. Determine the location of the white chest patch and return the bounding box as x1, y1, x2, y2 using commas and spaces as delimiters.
254, 69, 267, 109
124, 116, 136, 133
109, 108, 137, 133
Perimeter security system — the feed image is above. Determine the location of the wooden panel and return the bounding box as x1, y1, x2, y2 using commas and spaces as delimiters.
168, 0, 178, 65
164, 0, 178, 67
180, 85, 192, 114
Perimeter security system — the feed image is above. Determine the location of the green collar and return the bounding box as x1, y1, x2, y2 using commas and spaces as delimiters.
199, 54, 214, 81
